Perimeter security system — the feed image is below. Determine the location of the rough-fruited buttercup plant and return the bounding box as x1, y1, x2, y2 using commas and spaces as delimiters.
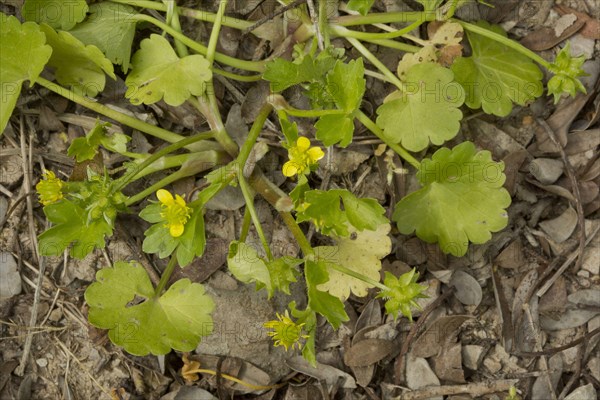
1, 0, 587, 369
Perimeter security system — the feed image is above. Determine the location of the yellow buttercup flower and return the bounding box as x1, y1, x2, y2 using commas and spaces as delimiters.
263, 310, 309, 351
282, 137, 324, 177
36, 170, 64, 205
157, 189, 191, 238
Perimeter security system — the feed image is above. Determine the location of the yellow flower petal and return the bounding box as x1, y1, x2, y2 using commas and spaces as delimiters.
174, 194, 186, 207
157, 189, 174, 205
307, 147, 324, 161
282, 161, 299, 177
170, 223, 185, 237
296, 136, 311, 152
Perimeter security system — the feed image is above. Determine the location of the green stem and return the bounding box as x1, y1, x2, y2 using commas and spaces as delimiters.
213, 68, 262, 82
359, 38, 420, 52
187, 97, 238, 157
234, 104, 274, 259
206, 0, 228, 66
331, 20, 422, 40
334, 11, 432, 26
125, 168, 185, 206
131, 14, 265, 72
239, 207, 252, 243
236, 104, 273, 168
345, 37, 405, 91
284, 107, 346, 118
36, 77, 187, 144
154, 255, 178, 296
165, 0, 189, 57
114, 131, 214, 192
109, 0, 253, 30
238, 173, 273, 260
457, 20, 552, 69
355, 111, 421, 170
250, 171, 313, 257
126, 151, 224, 180
327, 263, 388, 291
318, 0, 331, 48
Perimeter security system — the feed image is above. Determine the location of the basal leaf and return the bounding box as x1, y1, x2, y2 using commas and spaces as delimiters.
22, 0, 88, 31
315, 114, 354, 147
451, 21, 543, 117
305, 259, 349, 329
85, 261, 214, 356
125, 34, 212, 106
38, 199, 112, 259
315, 223, 391, 300
0, 14, 52, 134
69, 3, 137, 73
376, 62, 465, 152
393, 141, 512, 256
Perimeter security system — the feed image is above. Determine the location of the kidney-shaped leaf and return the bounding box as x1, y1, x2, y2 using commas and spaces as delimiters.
393, 142, 511, 256
22, 0, 88, 31
376, 62, 465, 152
40, 24, 115, 97
85, 261, 214, 356
125, 34, 212, 106
0, 14, 52, 134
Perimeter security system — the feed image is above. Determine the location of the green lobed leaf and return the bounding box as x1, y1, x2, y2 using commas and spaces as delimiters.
315, 114, 354, 147
376, 62, 465, 152
304, 259, 349, 329
22, 0, 88, 31
227, 242, 301, 297
451, 20, 543, 117
38, 199, 112, 259
327, 58, 365, 113
296, 189, 388, 237
347, 0, 375, 15
69, 3, 138, 73
227, 241, 272, 294
262, 48, 339, 93
393, 141, 512, 256
0, 14, 52, 134
85, 261, 214, 356
125, 34, 212, 106
40, 24, 116, 97
68, 121, 129, 162
315, 223, 391, 300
